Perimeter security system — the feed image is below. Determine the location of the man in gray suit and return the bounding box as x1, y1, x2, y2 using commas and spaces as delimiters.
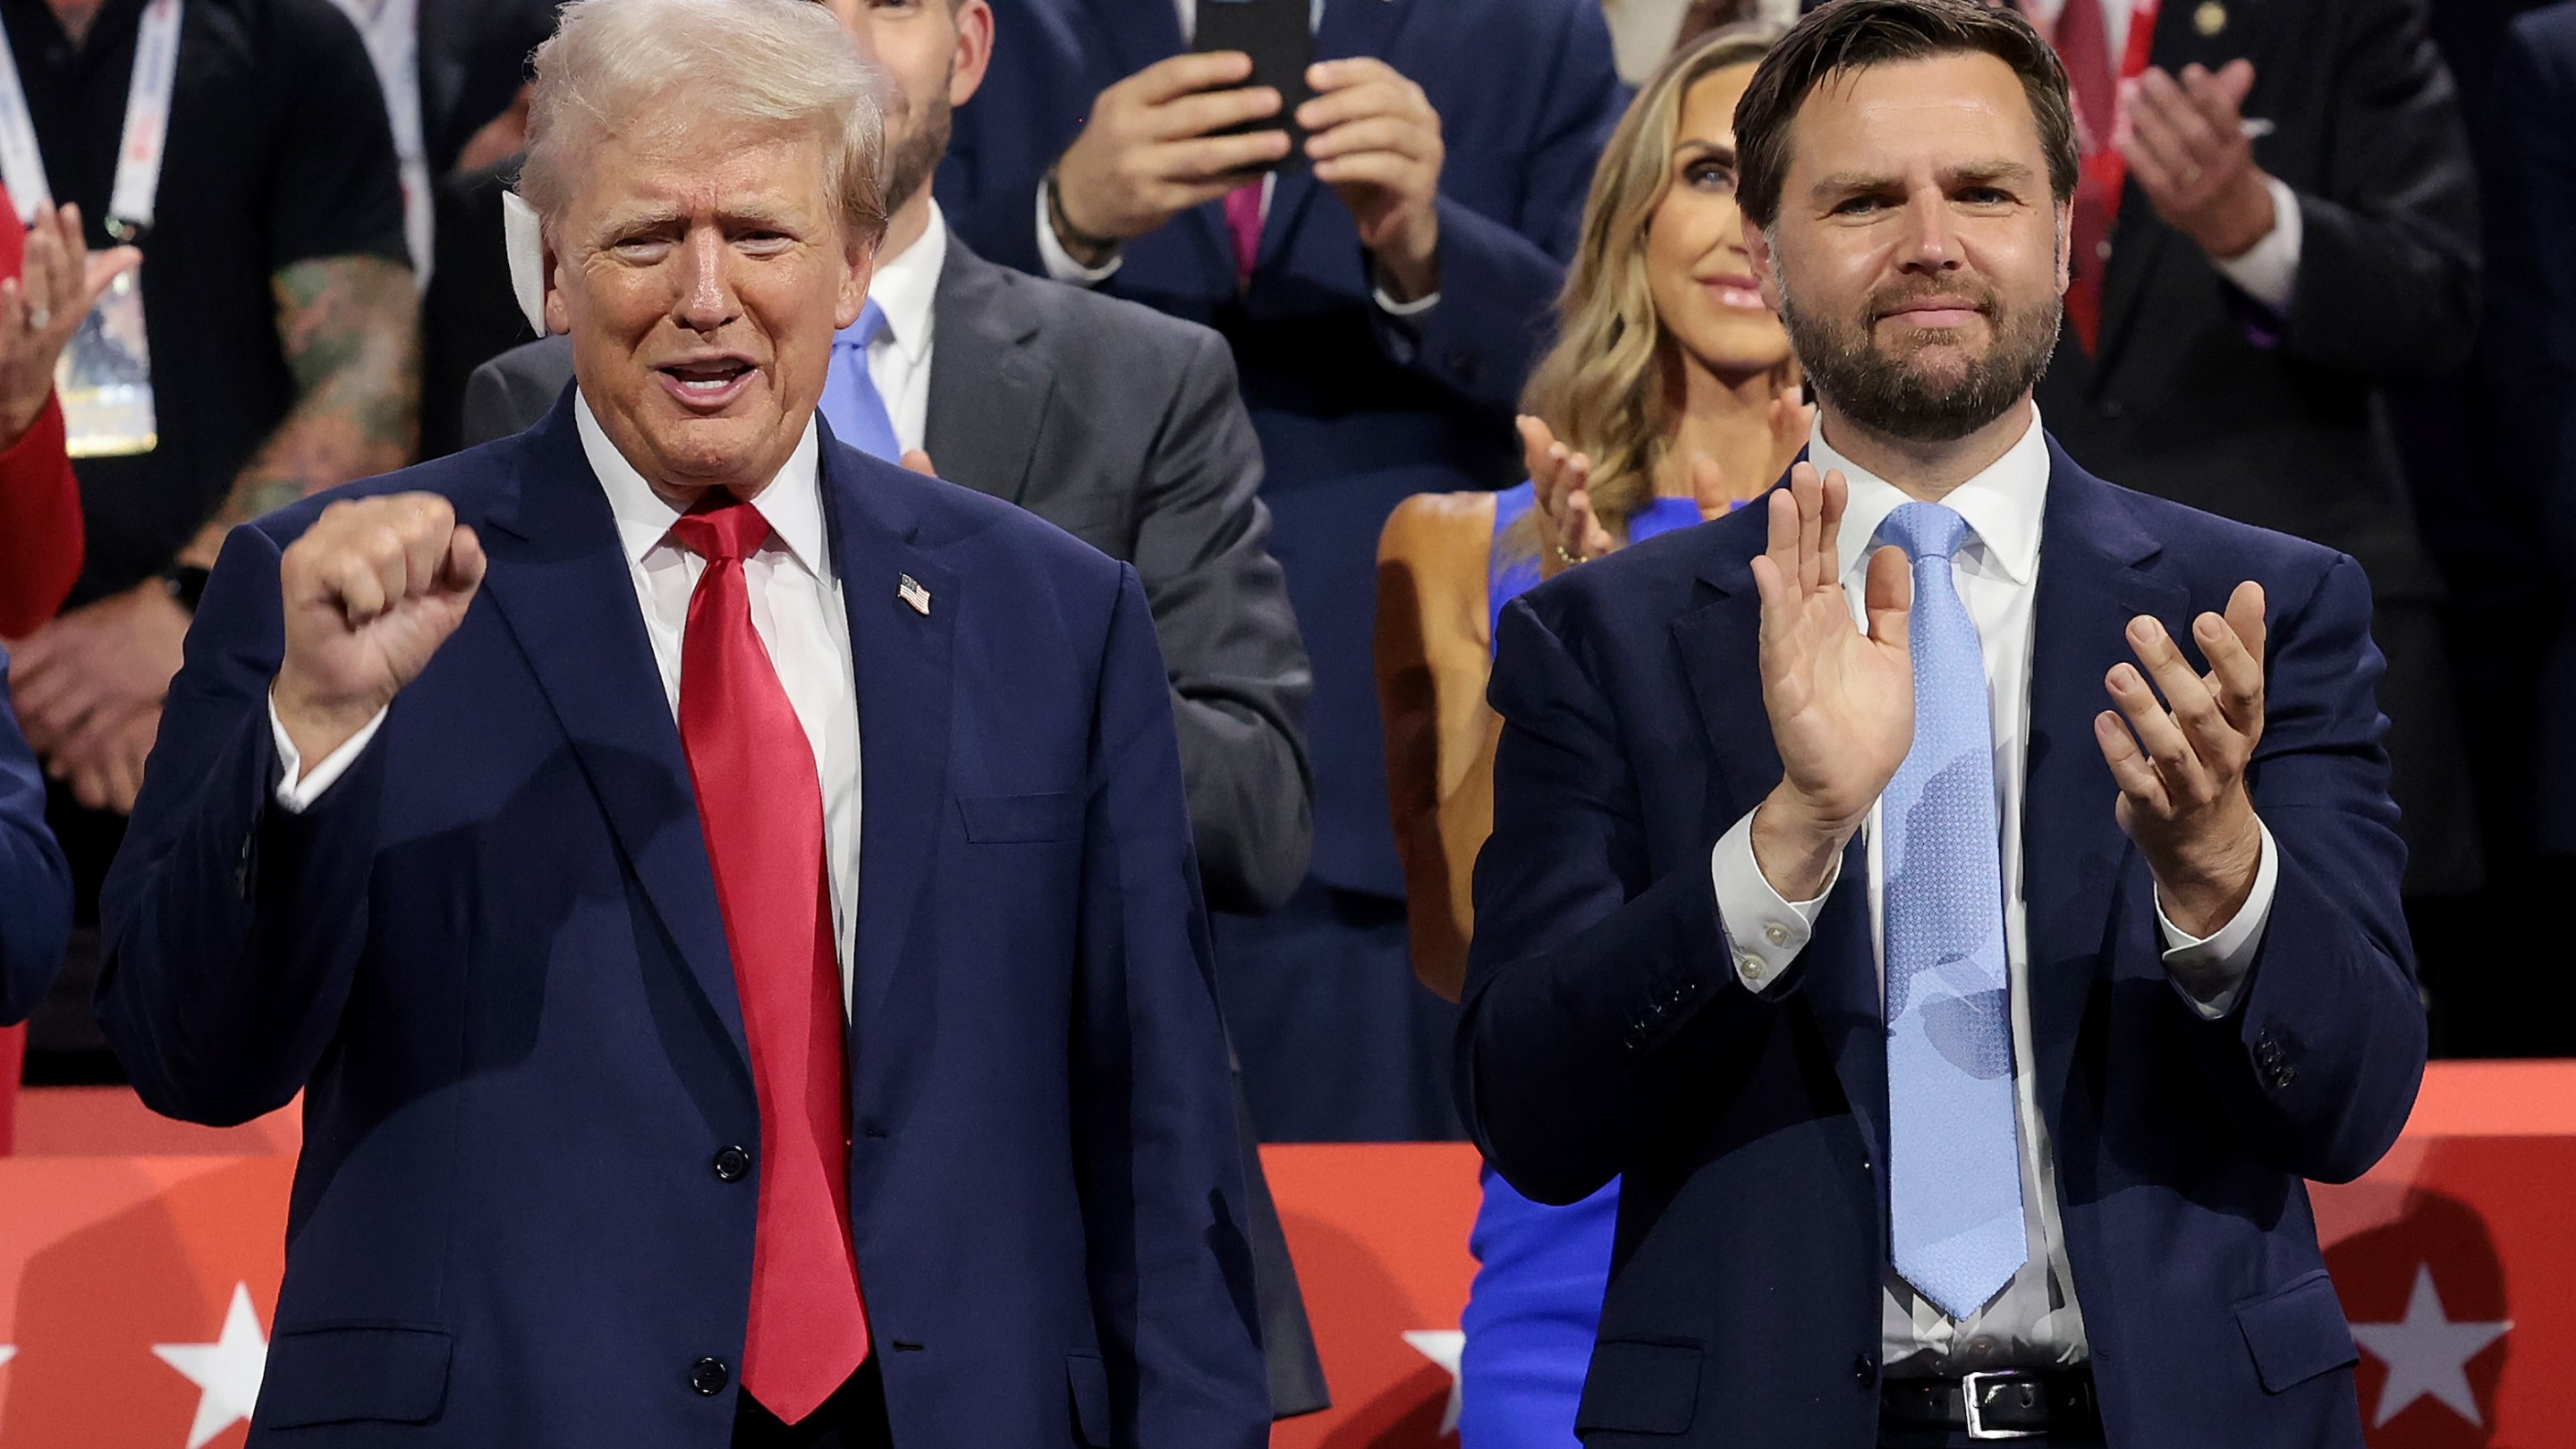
464, 0, 1329, 1413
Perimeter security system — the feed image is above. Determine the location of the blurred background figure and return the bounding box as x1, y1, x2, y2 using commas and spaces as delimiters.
1375, 27, 1802, 1448
0, 0, 415, 1084
0, 185, 111, 1151
938, 0, 1625, 1145
1602, 0, 1800, 83
2009, 0, 2485, 987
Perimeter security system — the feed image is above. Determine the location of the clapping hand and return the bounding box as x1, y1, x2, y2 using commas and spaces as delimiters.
1517, 394, 1811, 580
1745, 464, 1915, 900
271, 494, 487, 767
0, 200, 142, 449
2119, 61, 2278, 262
2095, 581, 2268, 935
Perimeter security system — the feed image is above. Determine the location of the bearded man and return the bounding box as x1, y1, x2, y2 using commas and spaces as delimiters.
1457, 1, 2423, 1445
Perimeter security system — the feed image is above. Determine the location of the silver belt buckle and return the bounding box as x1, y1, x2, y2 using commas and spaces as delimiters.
1961, 1370, 2046, 1440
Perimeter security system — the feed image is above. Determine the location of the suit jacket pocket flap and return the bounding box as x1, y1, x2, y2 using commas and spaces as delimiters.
959, 792, 1081, 843
259, 1325, 453, 1428
1573, 1338, 1703, 1436
1067, 1353, 1111, 1447
2236, 1270, 2359, 1393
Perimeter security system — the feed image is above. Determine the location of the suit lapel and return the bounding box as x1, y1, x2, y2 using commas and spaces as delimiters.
1677, 530, 1887, 1159
821, 436, 958, 1039
921, 239, 1050, 505
476, 398, 749, 1065
1256, 0, 1411, 276
2021, 443, 2183, 1125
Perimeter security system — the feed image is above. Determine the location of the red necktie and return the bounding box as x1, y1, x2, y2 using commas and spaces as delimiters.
670, 496, 869, 1424
2056, 0, 2118, 353
1224, 181, 1263, 283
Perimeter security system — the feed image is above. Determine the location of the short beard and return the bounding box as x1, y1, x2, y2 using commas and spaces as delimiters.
878, 78, 954, 222
1778, 271, 2061, 444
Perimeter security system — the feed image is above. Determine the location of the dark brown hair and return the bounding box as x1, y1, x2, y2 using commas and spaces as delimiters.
1732, 0, 2080, 229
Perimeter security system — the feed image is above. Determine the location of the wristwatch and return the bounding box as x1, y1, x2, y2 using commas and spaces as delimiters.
161, 564, 211, 614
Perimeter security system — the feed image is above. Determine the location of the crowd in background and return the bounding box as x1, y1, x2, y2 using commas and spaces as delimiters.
4, 0, 2574, 1130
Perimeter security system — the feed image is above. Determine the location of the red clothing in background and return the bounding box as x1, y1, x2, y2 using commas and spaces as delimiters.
0, 182, 82, 638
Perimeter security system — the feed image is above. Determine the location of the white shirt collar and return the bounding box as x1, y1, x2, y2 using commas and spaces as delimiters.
1810, 405, 2051, 586
861, 200, 947, 369
573, 391, 829, 576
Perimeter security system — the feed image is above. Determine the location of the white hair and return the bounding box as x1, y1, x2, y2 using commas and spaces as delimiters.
519, 0, 888, 249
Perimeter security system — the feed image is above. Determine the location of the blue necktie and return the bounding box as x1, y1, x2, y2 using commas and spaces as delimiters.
1877, 501, 2027, 1322
818, 299, 899, 462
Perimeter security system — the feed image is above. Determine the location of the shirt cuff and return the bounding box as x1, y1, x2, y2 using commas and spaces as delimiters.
1373, 283, 1441, 318
2155, 818, 2280, 1021
1708, 809, 1837, 996
269, 694, 389, 813
2209, 177, 2301, 314
1035, 182, 1122, 285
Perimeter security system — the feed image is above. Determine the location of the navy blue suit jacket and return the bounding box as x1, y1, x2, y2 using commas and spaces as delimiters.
95, 399, 1269, 1447
1, 650, 71, 1024
940, 0, 1623, 896
1460, 438, 2426, 1447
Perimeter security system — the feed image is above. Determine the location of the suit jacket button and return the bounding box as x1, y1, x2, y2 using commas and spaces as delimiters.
713, 1146, 752, 1182
690, 1357, 730, 1395
1853, 1352, 1876, 1387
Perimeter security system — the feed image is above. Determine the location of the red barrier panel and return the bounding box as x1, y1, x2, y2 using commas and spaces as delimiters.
0, 1064, 2565, 1447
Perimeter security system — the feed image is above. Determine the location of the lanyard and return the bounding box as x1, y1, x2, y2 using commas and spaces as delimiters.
0, 0, 183, 234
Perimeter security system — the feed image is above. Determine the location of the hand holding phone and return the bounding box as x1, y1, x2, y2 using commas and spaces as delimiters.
1301, 57, 1447, 301
1048, 51, 1293, 264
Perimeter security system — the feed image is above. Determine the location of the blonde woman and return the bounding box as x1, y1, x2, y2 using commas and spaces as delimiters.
1374, 25, 1806, 1446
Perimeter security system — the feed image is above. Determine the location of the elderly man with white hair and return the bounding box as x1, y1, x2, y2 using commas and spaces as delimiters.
89, 0, 1271, 1444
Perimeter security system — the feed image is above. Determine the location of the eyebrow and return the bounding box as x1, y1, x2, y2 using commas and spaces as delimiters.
1674, 138, 1738, 165
1806, 158, 2039, 200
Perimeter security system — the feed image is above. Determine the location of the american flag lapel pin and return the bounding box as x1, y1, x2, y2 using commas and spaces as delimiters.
897, 573, 932, 616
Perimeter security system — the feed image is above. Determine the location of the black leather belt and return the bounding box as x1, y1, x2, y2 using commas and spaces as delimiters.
1880, 1367, 2101, 1440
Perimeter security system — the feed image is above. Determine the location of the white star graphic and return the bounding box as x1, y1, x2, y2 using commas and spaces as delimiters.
1402, 1329, 1467, 1437
0, 1345, 13, 1368
2350, 1263, 2510, 1428
151, 1283, 270, 1449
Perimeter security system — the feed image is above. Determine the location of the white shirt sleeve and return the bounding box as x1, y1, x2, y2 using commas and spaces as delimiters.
2154, 818, 2281, 1020
1707, 809, 1839, 996
1035, 181, 1123, 285
2208, 177, 2302, 313
269, 695, 390, 813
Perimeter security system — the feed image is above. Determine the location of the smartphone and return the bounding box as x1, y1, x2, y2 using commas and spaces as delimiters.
1194, 0, 1313, 169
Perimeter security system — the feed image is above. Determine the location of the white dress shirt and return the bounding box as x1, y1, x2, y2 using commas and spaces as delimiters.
1703, 405, 2280, 1375
1034, 0, 1441, 316
269, 398, 868, 1013
2020, 0, 2303, 309
858, 204, 947, 455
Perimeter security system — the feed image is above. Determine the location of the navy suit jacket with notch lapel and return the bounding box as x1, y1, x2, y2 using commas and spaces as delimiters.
938, 0, 1624, 897
94, 394, 1270, 1448
1458, 436, 2426, 1448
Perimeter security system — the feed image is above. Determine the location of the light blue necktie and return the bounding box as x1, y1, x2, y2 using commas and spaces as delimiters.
818, 299, 899, 462
1877, 501, 2027, 1322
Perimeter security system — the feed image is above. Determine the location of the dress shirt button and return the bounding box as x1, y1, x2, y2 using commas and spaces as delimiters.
690, 1357, 731, 1395
1852, 1352, 1875, 1387
712, 1146, 751, 1182
1764, 922, 1789, 946
1737, 954, 1766, 986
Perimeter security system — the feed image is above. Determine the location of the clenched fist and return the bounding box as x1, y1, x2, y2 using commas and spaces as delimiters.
272, 494, 487, 766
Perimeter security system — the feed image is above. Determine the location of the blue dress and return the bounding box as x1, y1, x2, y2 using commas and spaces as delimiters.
1460, 483, 1703, 1449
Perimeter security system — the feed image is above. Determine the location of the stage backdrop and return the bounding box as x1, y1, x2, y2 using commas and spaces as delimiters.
0, 1063, 2565, 1447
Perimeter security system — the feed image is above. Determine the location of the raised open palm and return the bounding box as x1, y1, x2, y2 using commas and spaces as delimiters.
1750, 464, 1916, 832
